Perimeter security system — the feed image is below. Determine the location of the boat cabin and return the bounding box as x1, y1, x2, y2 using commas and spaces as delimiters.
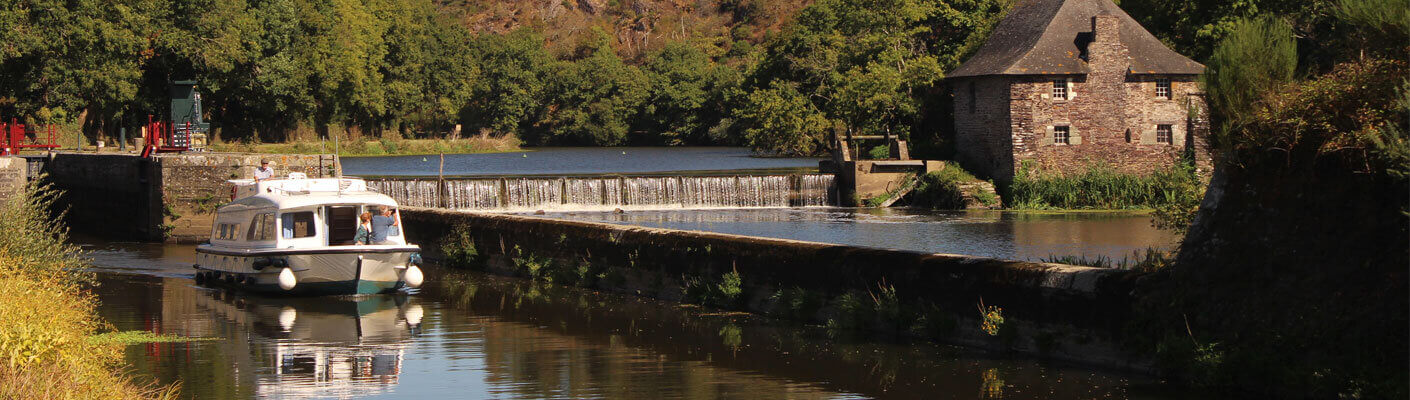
213, 174, 406, 249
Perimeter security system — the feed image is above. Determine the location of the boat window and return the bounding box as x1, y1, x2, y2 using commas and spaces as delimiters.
214, 223, 242, 240
281, 211, 316, 239
248, 213, 275, 241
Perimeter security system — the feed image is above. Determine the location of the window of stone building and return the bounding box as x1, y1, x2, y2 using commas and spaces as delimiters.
1156, 124, 1173, 144
1052, 80, 1068, 100
1054, 126, 1071, 145
1156, 79, 1171, 99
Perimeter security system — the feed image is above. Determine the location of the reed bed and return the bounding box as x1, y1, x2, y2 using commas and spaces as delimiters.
1008, 161, 1202, 210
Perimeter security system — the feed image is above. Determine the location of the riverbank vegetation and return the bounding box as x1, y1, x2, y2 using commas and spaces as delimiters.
1129, 0, 1410, 396
0, 0, 1004, 155
907, 163, 1000, 209
0, 181, 178, 399
1007, 161, 1204, 212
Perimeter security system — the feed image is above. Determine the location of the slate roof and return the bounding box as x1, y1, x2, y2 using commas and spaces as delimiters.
947, 0, 1203, 78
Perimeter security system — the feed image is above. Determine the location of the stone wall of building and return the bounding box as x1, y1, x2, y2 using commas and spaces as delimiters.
951, 76, 1014, 180
951, 16, 1206, 185
1009, 75, 1195, 178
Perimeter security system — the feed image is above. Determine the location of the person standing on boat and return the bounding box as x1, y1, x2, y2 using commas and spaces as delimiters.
354, 212, 373, 245
370, 207, 400, 245
254, 159, 274, 181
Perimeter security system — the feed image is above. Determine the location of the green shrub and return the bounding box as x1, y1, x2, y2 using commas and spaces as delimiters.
768, 286, 826, 320
378, 138, 400, 154
911, 163, 983, 209
441, 224, 481, 268
683, 270, 745, 308
1203, 16, 1297, 147
866, 144, 890, 159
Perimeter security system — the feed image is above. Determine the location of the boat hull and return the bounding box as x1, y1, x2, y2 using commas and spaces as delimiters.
195, 246, 420, 295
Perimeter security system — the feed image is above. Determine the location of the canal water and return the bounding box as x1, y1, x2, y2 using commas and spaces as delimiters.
81, 239, 1203, 400
341, 147, 822, 177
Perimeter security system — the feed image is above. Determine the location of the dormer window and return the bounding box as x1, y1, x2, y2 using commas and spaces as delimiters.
1052, 80, 1068, 100
1155, 79, 1171, 99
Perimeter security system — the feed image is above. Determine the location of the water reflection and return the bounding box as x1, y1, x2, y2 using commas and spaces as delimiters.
536, 208, 1178, 261
93, 274, 420, 398
202, 293, 418, 398
86, 241, 1205, 399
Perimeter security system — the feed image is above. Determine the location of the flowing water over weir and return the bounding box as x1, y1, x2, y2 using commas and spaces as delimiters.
367, 174, 837, 211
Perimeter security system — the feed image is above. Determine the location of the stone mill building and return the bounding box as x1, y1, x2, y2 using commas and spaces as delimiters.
947, 0, 1209, 183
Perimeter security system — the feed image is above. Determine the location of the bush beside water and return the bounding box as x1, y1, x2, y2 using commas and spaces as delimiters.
0, 180, 179, 399
909, 163, 998, 209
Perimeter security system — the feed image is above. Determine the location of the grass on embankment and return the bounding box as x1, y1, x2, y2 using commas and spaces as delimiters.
210, 134, 521, 156
0, 180, 191, 399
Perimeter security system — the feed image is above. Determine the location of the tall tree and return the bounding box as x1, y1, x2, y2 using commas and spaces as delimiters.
543, 27, 648, 146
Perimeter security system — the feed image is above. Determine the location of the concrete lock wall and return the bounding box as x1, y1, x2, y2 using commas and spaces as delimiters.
157, 153, 335, 242
401, 207, 1151, 369
45, 153, 165, 240
42, 152, 336, 242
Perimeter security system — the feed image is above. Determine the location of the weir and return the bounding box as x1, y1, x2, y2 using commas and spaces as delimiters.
368, 173, 837, 212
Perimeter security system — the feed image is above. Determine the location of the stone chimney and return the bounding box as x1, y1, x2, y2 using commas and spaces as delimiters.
1088, 13, 1127, 72
1092, 13, 1120, 44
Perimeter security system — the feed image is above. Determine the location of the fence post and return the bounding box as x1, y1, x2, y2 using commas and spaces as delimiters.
437, 153, 446, 208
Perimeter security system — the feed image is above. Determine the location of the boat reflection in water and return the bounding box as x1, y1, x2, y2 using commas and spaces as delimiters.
94, 273, 421, 399
197, 290, 422, 398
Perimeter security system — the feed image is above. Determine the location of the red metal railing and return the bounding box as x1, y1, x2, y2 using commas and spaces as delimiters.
0, 118, 59, 156
140, 115, 190, 157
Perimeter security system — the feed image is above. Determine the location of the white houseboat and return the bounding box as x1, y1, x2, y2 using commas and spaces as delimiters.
194, 173, 425, 295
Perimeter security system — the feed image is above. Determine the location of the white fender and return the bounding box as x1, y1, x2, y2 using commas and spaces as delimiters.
404, 265, 424, 288
278, 267, 297, 290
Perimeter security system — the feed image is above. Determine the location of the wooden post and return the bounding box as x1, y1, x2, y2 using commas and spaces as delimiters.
437, 153, 446, 208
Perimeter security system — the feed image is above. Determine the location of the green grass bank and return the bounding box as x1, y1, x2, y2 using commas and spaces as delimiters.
209, 135, 521, 157
0, 180, 182, 399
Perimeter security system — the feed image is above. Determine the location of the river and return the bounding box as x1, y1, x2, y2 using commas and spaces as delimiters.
531, 208, 1176, 262
81, 149, 1193, 398
81, 239, 1204, 400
